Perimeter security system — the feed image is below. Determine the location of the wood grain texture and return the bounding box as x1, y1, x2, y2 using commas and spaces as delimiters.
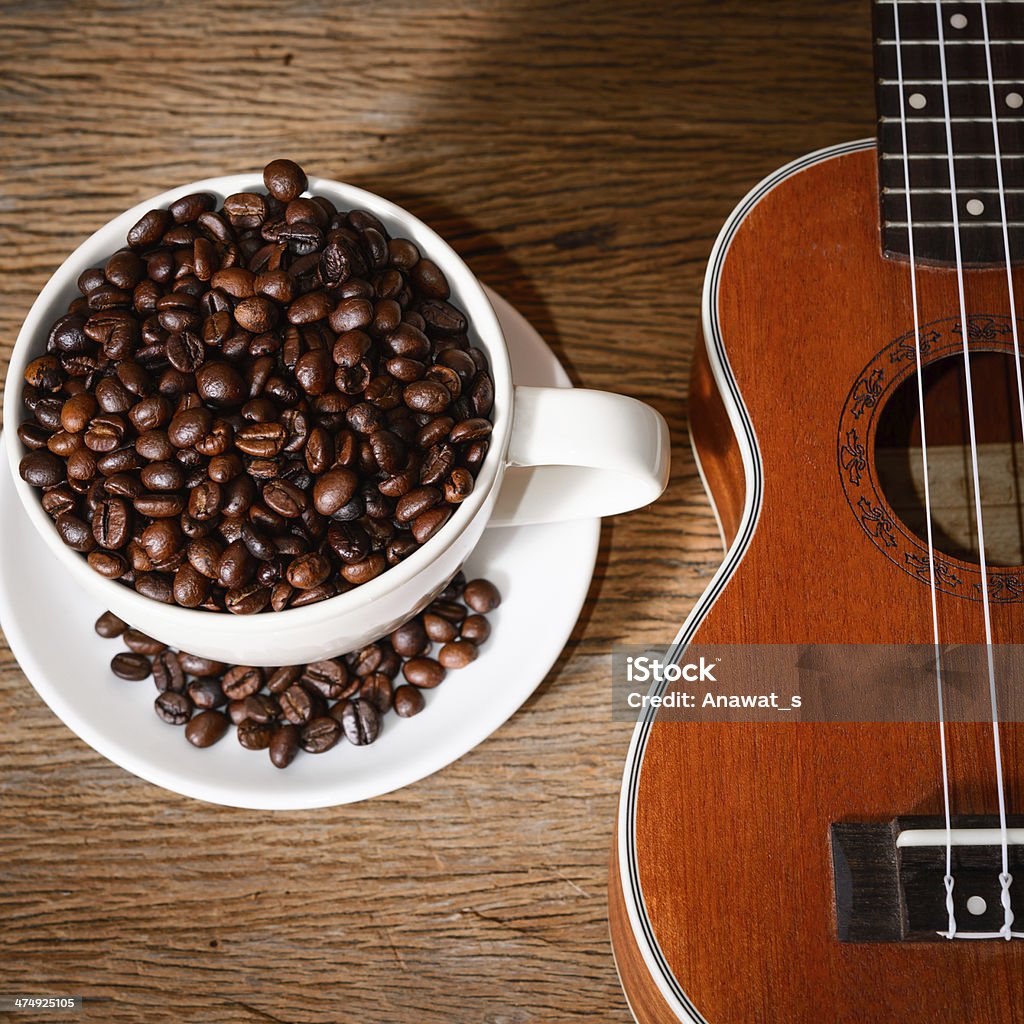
0, 2, 876, 1021
613, 146, 1024, 1022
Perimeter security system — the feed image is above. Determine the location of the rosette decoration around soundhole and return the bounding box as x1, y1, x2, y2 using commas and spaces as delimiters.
838, 314, 1024, 602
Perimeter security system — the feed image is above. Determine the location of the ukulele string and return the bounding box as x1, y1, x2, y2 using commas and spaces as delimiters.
979, 0, 1017, 940
894, 0, 958, 940
935, 0, 1014, 940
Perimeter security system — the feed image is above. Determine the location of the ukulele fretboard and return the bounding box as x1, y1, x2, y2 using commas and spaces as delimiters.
874, 0, 1024, 265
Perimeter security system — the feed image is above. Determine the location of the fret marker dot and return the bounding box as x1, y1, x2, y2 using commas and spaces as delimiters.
909, 92, 927, 110
967, 895, 987, 916
950, 13, 968, 29
1007, 92, 1024, 110
967, 199, 985, 216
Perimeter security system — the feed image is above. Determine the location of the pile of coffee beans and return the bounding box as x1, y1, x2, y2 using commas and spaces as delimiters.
96, 572, 501, 767
18, 159, 495, 614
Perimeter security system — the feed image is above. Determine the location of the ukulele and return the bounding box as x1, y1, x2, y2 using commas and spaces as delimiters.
610, 2, 1024, 1021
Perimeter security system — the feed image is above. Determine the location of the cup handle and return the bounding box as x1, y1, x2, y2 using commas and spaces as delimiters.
488, 385, 671, 527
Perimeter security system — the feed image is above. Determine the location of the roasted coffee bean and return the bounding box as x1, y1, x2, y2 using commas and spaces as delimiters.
395, 486, 441, 524
403, 380, 451, 414
152, 649, 186, 692
412, 505, 452, 544
238, 694, 277, 726
460, 613, 491, 644
186, 709, 230, 748
263, 478, 308, 518
91, 554, 127, 579
237, 719, 274, 750
327, 521, 370, 564
287, 552, 330, 590
402, 656, 446, 689
128, 209, 172, 249
278, 683, 315, 725
56, 512, 95, 552
95, 610, 127, 638
267, 665, 302, 693
438, 639, 479, 670
312, 468, 358, 517
221, 665, 265, 700
301, 659, 351, 700
423, 612, 459, 643
337, 698, 380, 746
235, 421, 286, 457
196, 361, 247, 406
264, 159, 307, 203
20, 450, 65, 487
444, 467, 474, 503
178, 652, 227, 677
300, 715, 342, 753
359, 673, 394, 714
153, 688, 193, 725
391, 618, 428, 658
170, 192, 216, 224
225, 582, 270, 615
393, 684, 425, 717
173, 563, 211, 607
223, 192, 267, 229
226, 699, 249, 725
111, 651, 151, 681
135, 572, 174, 603
122, 628, 166, 655
187, 677, 226, 709
269, 723, 300, 768
340, 552, 386, 585
464, 578, 501, 613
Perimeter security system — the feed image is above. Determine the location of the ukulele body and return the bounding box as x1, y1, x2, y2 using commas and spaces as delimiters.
610, 140, 1024, 1023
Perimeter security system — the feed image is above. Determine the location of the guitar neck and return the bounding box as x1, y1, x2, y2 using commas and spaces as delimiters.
873, 0, 1024, 266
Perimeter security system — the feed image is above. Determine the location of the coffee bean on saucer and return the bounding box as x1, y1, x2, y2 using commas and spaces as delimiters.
269, 724, 300, 768
337, 698, 381, 746
237, 719, 274, 751
185, 709, 230, 748
188, 677, 226, 709
422, 612, 458, 644
359, 673, 393, 714
155, 690, 193, 725
152, 649, 186, 692
267, 665, 302, 693
402, 656, 446, 689
111, 651, 151, 680
178, 653, 227, 677
222, 665, 264, 700
462, 579, 501, 614
438, 639, 478, 670
393, 684, 425, 718
301, 659, 351, 699
390, 618, 428, 658
122, 628, 167, 655
300, 715, 342, 754
460, 614, 491, 645
278, 683, 316, 725
94, 610, 127, 638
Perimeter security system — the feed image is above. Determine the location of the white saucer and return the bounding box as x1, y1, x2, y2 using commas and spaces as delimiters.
0, 286, 600, 809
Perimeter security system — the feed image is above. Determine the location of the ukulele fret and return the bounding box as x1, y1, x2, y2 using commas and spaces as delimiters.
873, 0, 1024, 265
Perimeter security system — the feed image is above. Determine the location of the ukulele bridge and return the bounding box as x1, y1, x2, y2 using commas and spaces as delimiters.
831, 816, 1024, 941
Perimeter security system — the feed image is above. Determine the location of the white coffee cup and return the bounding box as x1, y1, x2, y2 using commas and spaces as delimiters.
3, 174, 670, 664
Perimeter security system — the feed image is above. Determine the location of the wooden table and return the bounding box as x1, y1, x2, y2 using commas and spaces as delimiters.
0, 3, 875, 1020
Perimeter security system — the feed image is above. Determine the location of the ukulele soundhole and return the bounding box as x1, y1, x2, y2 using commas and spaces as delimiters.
838, 314, 1024, 601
